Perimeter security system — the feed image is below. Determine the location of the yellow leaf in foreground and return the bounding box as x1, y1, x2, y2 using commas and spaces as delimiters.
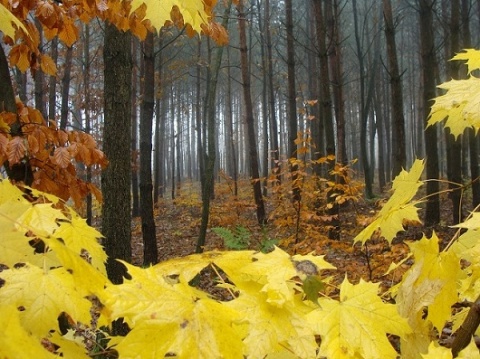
307, 278, 411, 359
131, 0, 209, 33
397, 234, 461, 330
0, 305, 57, 359
0, 3, 29, 39
452, 48, 480, 74
104, 262, 244, 358
0, 264, 92, 337
227, 285, 317, 359
354, 159, 424, 244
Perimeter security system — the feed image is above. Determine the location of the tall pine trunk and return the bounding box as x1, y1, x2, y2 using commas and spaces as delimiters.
238, 0, 267, 226
140, 32, 158, 265
102, 23, 132, 286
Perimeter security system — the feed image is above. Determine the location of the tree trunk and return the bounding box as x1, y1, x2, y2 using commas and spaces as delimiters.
419, 0, 440, 225
238, 0, 267, 226
131, 38, 140, 217
352, 0, 376, 199
313, 0, 339, 239
102, 23, 132, 286
462, 0, 480, 208
82, 24, 93, 225
329, 0, 347, 165
285, 0, 301, 203
140, 31, 158, 265
59, 45, 73, 130
48, 37, 58, 122
383, 0, 406, 178
445, 0, 463, 224
196, 1, 233, 252
34, 19, 47, 119
265, 0, 280, 185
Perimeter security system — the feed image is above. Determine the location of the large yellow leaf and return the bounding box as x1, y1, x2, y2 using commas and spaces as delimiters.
396, 234, 462, 330
354, 159, 424, 244
53, 207, 107, 274
0, 264, 92, 337
0, 304, 57, 359
307, 278, 411, 359
226, 283, 317, 359
103, 262, 244, 358
0, 3, 29, 39
451, 48, 480, 74
131, 0, 209, 33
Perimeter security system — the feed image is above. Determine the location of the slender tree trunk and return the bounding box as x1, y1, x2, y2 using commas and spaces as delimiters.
329, 0, 347, 165
59, 45, 73, 130
48, 37, 58, 121
102, 23, 132, 287
383, 0, 406, 178
154, 35, 165, 203
82, 24, 93, 225
265, 0, 280, 185
419, 0, 440, 225
462, 0, 480, 207
352, 0, 376, 198
313, 0, 339, 239
131, 38, 140, 217
238, 0, 267, 226
196, 0, 233, 252
445, 0, 463, 224
285, 0, 301, 203
226, 46, 238, 196
139, 31, 158, 265
34, 19, 47, 119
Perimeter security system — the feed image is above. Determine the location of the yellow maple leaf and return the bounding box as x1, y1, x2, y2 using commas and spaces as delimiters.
0, 3, 29, 39
396, 234, 462, 330
131, 0, 209, 33
53, 207, 107, 274
103, 262, 244, 358
307, 278, 411, 359
0, 304, 57, 359
226, 284, 317, 359
451, 48, 480, 74
0, 264, 92, 337
354, 159, 424, 244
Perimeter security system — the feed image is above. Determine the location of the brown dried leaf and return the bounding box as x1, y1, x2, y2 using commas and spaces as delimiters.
7, 137, 26, 164
53, 147, 71, 168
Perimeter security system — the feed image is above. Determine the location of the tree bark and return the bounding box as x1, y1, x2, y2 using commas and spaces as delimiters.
445, 0, 463, 224
102, 23, 132, 286
285, 0, 301, 203
419, 0, 440, 225
383, 0, 406, 178
140, 31, 158, 265
59, 45, 73, 130
131, 38, 140, 217
238, 0, 267, 226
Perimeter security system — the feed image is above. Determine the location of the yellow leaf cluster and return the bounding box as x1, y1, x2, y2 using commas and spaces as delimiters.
428, 49, 480, 138
354, 159, 424, 244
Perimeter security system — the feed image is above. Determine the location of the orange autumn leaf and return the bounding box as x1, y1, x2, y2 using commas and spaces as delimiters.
7, 137, 26, 164
53, 147, 71, 168
40, 53, 57, 76
9, 44, 31, 72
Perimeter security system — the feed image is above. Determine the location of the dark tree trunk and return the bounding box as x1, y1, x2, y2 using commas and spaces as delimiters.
383, 0, 406, 178
419, 0, 440, 225
102, 23, 132, 286
329, 0, 347, 165
462, 0, 480, 207
34, 19, 47, 119
196, 0, 233, 253
238, 0, 267, 226
313, 0, 339, 239
140, 32, 158, 265
131, 38, 140, 217
265, 0, 280, 185
48, 37, 58, 121
59, 45, 73, 130
82, 24, 93, 225
285, 0, 301, 203
445, 0, 463, 224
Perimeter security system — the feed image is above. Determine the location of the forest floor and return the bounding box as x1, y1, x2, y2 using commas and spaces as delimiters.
129, 177, 463, 293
